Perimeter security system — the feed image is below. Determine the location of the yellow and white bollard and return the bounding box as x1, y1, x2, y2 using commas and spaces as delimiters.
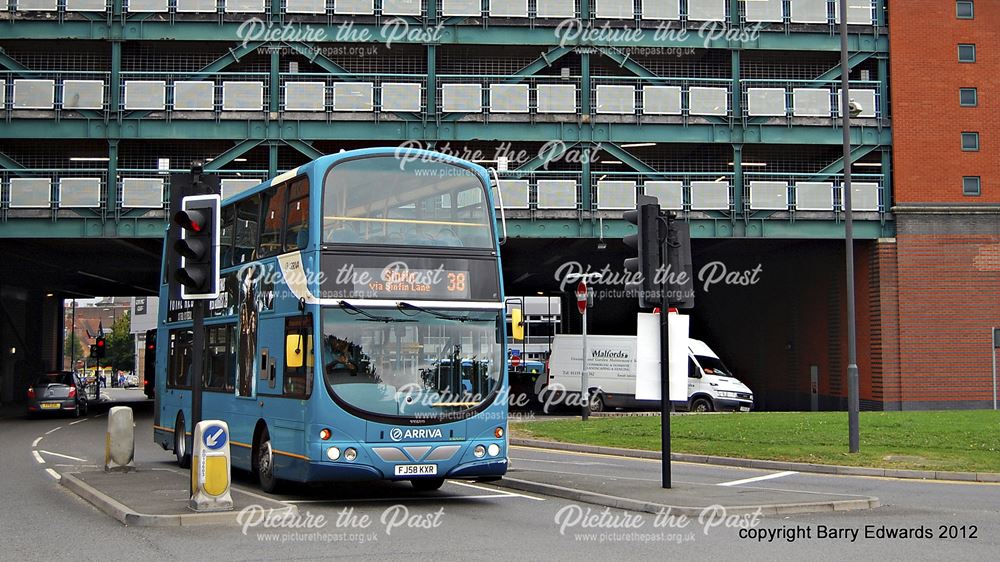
190, 420, 234, 512
104, 406, 135, 472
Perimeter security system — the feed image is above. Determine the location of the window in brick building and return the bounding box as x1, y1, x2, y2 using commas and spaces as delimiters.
957, 1, 974, 19
963, 176, 981, 196
962, 132, 980, 151
960, 88, 978, 106
958, 44, 976, 62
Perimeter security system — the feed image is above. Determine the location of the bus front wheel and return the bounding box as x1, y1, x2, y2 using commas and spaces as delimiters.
411, 478, 445, 492
254, 427, 281, 493
174, 414, 191, 468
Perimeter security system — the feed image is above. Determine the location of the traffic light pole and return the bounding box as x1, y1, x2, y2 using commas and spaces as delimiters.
659, 213, 671, 489
191, 299, 206, 434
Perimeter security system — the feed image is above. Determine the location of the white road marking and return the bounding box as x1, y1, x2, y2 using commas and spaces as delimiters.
39, 450, 87, 462
718, 471, 798, 487
32, 437, 43, 448
447, 479, 546, 501
45, 426, 63, 435
69, 419, 88, 425
32, 451, 46, 464
285, 494, 520, 504
45, 469, 61, 480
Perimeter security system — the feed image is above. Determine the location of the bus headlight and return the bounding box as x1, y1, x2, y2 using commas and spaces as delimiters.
474, 445, 486, 458
344, 448, 357, 461
487, 443, 501, 457
494, 427, 504, 439
326, 447, 341, 461
319, 428, 332, 441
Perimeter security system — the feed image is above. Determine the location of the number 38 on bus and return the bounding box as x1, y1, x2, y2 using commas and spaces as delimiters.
153, 147, 509, 493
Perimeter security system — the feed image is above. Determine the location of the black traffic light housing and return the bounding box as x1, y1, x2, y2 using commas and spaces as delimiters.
623, 194, 664, 309
622, 194, 695, 310
94, 336, 107, 359
172, 194, 221, 300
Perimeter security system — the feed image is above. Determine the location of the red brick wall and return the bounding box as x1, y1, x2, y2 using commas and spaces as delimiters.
893, 231, 1000, 406
889, 0, 1000, 203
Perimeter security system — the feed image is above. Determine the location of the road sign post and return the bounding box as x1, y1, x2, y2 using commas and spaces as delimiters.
190, 420, 234, 512
577, 281, 589, 421
992, 327, 999, 411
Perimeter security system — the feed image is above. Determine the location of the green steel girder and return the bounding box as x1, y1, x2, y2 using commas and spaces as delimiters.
202, 41, 267, 75
203, 139, 264, 171
504, 46, 574, 84
511, 141, 580, 173
0, 22, 889, 52
0, 215, 893, 240
0, 119, 893, 146
813, 52, 877, 82
600, 143, 658, 175
0, 217, 168, 238
505, 218, 893, 239
283, 139, 325, 161
813, 144, 879, 179
0, 152, 27, 174
0, 48, 28, 72
595, 47, 662, 83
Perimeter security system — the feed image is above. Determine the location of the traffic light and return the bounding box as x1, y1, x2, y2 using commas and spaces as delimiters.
623, 194, 664, 309
94, 336, 107, 359
173, 194, 221, 300
664, 219, 695, 310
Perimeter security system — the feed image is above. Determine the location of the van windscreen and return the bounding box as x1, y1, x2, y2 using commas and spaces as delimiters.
695, 356, 733, 377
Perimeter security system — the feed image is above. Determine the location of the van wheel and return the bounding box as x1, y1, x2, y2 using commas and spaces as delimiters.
589, 393, 605, 413
254, 427, 281, 494
691, 398, 713, 413
174, 414, 191, 468
411, 478, 445, 492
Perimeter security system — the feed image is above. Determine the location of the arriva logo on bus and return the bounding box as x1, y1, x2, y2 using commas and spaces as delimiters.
390, 428, 444, 442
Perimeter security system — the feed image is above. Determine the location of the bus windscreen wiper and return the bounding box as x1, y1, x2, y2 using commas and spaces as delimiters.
397, 302, 475, 322
338, 301, 415, 323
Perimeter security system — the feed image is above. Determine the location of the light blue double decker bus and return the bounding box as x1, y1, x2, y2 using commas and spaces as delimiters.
153, 147, 508, 492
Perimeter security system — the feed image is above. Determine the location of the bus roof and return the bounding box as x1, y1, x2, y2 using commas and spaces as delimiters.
220, 147, 493, 206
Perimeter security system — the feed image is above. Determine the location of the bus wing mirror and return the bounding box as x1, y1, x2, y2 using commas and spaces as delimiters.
511, 308, 524, 341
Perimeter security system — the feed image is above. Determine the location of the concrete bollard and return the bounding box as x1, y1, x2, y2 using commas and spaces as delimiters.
104, 406, 135, 472
190, 420, 233, 512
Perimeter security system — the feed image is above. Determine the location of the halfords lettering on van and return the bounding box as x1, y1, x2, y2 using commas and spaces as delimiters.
543, 334, 754, 413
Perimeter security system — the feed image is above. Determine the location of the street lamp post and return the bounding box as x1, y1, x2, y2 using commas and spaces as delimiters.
839, 0, 861, 453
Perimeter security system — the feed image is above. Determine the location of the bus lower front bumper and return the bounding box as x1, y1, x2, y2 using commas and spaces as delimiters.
293, 458, 508, 483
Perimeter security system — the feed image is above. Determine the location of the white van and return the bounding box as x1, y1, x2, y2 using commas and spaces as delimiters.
542, 335, 754, 413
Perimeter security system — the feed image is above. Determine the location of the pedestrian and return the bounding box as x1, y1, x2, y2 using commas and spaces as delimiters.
99, 373, 106, 388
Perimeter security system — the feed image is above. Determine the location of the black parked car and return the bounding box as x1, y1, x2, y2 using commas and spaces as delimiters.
27, 371, 89, 418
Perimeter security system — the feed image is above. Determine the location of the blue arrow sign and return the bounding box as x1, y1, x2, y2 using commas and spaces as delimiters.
203, 424, 227, 450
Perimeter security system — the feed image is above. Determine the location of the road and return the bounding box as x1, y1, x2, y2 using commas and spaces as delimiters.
2, 401, 998, 561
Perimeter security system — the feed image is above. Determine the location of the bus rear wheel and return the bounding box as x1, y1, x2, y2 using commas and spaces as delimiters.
411, 478, 445, 492
254, 428, 281, 494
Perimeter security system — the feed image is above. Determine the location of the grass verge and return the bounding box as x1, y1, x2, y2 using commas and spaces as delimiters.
512, 410, 1000, 473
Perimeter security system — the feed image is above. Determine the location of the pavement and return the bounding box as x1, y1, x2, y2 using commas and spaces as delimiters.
62, 467, 295, 527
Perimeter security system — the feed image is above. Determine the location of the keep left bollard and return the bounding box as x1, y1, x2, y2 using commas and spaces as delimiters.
190, 420, 233, 512
105, 406, 135, 472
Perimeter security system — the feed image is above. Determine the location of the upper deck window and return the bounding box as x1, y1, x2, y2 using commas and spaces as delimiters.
323, 156, 494, 250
